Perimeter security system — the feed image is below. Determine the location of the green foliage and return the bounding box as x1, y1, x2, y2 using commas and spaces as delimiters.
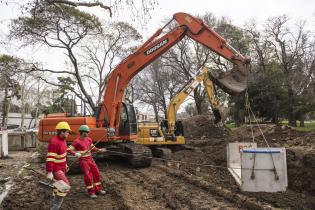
10, 2, 102, 45
44, 77, 76, 114
0, 54, 21, 98
247, 70, 288, 122
216, 22, 250, 54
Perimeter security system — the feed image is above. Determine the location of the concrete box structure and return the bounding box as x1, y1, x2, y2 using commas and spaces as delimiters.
241, 148, 288, 192
227, 142, 257, 186
0, 130, 9, 158
227, 143, 287, 192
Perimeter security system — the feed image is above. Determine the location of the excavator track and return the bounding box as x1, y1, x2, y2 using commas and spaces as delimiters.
119, 143, 153, 167
151, 147, 172, 159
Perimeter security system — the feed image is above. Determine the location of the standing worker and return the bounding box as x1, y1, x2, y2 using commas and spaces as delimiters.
68, 125, 106, 198
46, 121, 72, 210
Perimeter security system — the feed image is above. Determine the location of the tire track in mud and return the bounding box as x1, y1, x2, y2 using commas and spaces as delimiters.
105, 162, 244, 210
106, 165, 171, 210
154, 164, 275, 210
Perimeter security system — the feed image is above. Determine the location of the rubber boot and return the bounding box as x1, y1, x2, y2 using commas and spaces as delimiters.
50, 195, 64, 210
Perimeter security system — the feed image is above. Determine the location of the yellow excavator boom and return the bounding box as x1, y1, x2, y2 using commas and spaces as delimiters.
137, 66, 222, 147
167, 66, 221, 135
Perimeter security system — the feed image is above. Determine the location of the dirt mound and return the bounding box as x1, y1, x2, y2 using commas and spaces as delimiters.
178, 122, 315, 197
168, 124, 315, 209
232, 125, 315, 196
182, 115, 229, 138
2, 174, 51, 210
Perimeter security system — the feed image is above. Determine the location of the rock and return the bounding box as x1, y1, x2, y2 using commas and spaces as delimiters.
23, 176, 33, 181
16, 190, 25, 195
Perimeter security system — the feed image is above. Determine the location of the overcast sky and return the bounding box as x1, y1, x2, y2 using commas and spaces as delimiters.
0, 0, 314, 70
142, 0, 315, 34
0, 0, 314, 113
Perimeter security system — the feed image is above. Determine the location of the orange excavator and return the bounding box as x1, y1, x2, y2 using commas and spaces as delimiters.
38, 12, 250, 167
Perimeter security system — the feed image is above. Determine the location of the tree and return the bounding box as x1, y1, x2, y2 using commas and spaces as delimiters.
18, 0, 158, 25
264, 15, 315, 126
0, 55, 22, 127
10, 3, 102, 112
79, 21, 142, 106
132, 59, 182, 120
10, 3, 144, 115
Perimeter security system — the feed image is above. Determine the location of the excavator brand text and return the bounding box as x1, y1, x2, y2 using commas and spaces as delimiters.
144, 38, 169, 55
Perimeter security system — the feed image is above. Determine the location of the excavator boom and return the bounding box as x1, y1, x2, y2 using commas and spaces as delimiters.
98, 12, 250, 137
167, 67, 222, 135
38, 12, 250, 168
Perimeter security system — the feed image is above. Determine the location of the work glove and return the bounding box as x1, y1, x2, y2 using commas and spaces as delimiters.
46, 172, 54, 180
75, 152, 82, 158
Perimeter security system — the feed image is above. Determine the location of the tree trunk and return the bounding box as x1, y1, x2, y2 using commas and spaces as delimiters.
193, 88, 203, 115
1, 88, 8, 128
21, 94, 25, 128
34, 107, 39, 127
271, 110, 279, 124
152, 104, 159, 122
300, 113, 305, 127
287, 85, 297, 127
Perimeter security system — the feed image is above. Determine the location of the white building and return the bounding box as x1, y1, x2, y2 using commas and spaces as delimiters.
0, 112, 36, 129
136, 112, 156, 122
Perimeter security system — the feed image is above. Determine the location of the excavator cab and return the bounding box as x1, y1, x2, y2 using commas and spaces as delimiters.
119, 103, 138, 136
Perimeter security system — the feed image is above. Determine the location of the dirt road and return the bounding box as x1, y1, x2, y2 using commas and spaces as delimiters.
1, 159, 250, 210
3, 155, 314, 210
1, 121, 315, 209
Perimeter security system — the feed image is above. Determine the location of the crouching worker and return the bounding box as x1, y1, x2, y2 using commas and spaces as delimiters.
46, 121, 72, 210
68, 125, 106, 198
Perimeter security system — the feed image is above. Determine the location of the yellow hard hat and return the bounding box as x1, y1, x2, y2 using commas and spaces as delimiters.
55, 121, 71, 131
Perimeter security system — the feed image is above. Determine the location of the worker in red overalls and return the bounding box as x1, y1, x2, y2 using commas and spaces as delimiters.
68, 125, 106, 198
46, 121, 71, 210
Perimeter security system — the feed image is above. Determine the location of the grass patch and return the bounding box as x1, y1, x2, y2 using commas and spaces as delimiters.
281, 120, 315, 132
225, 121, 315, 132
225, 123, 236, 129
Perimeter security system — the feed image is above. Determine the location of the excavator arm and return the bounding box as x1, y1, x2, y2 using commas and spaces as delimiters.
167, 67, 222, 135
203, 68, 222, 124
98, 12, 250, 137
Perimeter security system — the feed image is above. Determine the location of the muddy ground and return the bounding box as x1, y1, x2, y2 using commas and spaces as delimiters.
1, 115, 315, 210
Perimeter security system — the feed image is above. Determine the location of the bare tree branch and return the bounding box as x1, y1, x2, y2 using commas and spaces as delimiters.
47, 0, 112, 17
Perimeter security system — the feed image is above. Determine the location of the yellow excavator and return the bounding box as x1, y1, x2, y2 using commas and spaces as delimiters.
136, 67, 222, 156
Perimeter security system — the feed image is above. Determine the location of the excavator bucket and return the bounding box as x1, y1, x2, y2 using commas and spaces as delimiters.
212, 108, 222, 124
213, 106, 230, 124
209, 65, 249, 96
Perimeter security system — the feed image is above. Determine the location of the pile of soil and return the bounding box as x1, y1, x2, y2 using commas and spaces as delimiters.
1, 172, 51, 210
182, 115, 229, 138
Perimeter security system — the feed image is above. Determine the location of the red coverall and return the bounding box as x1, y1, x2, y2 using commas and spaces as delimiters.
46, 136, 70, 197
68, 137, 102, 195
